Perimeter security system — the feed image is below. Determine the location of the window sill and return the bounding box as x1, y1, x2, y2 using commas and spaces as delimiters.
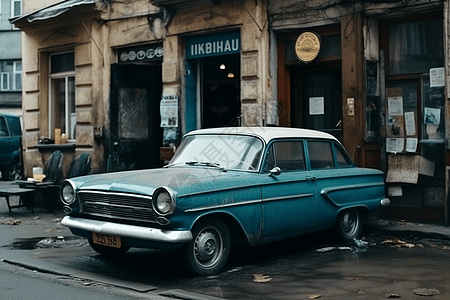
37, 143, 76, 151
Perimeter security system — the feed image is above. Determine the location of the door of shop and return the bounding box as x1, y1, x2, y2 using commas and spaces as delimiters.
109, 64, 162, 172
292, 67, 342, 141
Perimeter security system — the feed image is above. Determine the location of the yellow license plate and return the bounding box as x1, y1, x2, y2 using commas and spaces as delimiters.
92, 232, 122, 248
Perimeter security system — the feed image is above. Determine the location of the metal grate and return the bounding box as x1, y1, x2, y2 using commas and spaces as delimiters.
78, 191, 158, 223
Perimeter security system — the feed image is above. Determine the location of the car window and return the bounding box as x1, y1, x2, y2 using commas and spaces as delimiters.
308, 140, 334, 169
5, 116, 21, 137
334, 143, 352, 167
0, 117, 10, 137
263, 140, 305, 172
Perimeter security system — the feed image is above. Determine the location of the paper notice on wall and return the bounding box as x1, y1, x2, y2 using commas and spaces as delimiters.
406, 138, 418, 153
419, 156, 435, 177
386, 138, 404, 153
430, 67, 445, 87
160, 95, 178, 127
388, 97, 403, 116
388, 186, 403, 197
386, 116, 404, 137
424, 107, 441, 124
404, 111, 416, 136
309, 97, 324, 115
386, 154, 419, 184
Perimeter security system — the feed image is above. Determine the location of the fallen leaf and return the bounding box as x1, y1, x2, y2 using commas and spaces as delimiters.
308, 294, 321, 299
382, 238, 407, 245
386, 293, 401, 298
252, 274, 272, 283
53, 218, 62, 222
348, 276, 363, 281
411, 287, 440, 296
356, 289, 366, 295
0, 219, 21, 226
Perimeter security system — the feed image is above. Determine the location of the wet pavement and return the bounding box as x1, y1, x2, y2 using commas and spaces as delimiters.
1, 180, 450, 299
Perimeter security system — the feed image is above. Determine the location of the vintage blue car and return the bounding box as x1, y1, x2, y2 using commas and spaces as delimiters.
60, 127, 390, 276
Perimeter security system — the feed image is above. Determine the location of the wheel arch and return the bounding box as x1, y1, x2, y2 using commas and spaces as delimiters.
191, 212, 250, 247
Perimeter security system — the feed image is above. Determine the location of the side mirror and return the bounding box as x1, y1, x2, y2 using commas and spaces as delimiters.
269, 166, 281, 176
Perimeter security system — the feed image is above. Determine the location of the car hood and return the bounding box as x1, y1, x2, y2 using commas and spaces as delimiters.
70, 167, 256, 197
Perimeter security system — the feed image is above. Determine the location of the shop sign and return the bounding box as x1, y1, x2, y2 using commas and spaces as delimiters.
294, 32, 321, 63
118, 44, 163, 64
186, 31, 240, 59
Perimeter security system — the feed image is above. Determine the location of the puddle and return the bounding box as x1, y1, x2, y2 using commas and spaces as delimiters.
3, 236, 87, 250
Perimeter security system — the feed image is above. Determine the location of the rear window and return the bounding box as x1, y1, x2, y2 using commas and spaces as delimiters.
307, 140, 334, 169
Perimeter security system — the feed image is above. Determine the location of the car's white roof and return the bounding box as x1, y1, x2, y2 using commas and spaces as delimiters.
185, 127, 338, 143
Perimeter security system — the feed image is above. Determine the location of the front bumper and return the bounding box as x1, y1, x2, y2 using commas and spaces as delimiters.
61, 216, 193, 243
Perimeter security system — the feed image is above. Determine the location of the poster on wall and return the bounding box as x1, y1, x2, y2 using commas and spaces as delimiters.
404, 111, 416, 136
430, 67, 445, 88
386, 154, 419, 184
309, 97, 324, 115
388, 97, 403, 116
160, 95, 178, 127
386, 138, 404, 153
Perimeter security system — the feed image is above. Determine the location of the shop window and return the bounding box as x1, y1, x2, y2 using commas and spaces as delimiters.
385, 16, 445, 184
388, 18, 443, 75
49, 52, 76, 140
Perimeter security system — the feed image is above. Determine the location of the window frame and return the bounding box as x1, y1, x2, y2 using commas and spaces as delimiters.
12, 61, 21, 91
1, 73, 10, 91
11, 0, 22, 18
48, 51, 76, 140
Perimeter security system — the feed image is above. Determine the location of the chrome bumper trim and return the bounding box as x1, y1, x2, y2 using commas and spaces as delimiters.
61, 216, 192, 243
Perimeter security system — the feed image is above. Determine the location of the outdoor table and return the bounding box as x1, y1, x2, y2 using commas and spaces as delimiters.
0, 186, 36, 216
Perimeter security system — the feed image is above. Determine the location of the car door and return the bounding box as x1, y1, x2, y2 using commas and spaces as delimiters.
305, 139, 354, 228
260, 139, 317, 238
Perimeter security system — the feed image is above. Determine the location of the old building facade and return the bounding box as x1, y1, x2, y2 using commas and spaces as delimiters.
0, 0, 22, 115
11, 0, 450, 223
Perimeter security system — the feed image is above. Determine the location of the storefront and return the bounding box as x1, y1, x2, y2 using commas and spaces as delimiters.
270, 1, 448, 222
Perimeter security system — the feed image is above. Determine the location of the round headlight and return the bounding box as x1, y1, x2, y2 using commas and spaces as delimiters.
153, 188, 176, 215
60, 181, 76, 205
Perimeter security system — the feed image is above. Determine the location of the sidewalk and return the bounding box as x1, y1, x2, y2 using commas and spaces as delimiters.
366, 214, 450, 242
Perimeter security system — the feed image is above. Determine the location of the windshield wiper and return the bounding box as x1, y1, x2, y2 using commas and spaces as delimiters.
185, 161, 227, 171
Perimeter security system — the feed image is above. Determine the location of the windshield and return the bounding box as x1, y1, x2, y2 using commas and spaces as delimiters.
169, 134, 264, 171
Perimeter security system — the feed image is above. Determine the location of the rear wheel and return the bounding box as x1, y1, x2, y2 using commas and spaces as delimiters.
183, 219, 231, 276
335, 208, 363, 243
88, 239, 130, 257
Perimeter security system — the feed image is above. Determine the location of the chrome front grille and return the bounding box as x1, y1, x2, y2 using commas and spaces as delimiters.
78, 191, 158, 223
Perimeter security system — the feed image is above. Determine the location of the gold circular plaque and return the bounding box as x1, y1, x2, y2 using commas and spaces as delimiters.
295, 32, 321, 63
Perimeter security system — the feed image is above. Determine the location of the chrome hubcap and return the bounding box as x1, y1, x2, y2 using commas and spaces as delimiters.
194, 227, 223, 268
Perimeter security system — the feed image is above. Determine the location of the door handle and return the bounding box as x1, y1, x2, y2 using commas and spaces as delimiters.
306, 176, 316, 181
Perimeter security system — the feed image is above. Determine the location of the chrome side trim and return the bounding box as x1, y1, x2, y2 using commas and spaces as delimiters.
61, 216, 192, 243
184, 199, 261, 213
264, 194, 314, 202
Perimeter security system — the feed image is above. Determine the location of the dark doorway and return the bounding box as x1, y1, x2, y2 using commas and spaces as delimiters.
109, 64, 162, 171
201, 54, 241, 128
292, 66, 342, 140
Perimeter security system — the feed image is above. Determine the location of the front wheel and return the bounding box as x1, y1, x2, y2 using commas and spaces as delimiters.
335, 208, 363, 243
183, 219, 231, 276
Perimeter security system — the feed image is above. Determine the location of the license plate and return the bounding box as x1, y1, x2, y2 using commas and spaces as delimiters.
92, 232, 122, 248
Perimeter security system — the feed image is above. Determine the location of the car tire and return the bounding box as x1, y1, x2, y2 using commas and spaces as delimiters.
2, 159, 22, 181
88, 239, 130, 257
183, 218, 231, 276
335, 208, 363, 243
